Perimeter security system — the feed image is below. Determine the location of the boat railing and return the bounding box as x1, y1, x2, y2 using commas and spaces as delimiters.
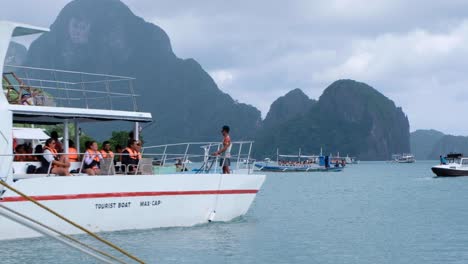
142, 141, 255, 173
7, 141, 255, 177
2, 65, 139, 111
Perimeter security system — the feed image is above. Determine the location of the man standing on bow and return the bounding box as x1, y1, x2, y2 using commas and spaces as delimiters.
213, 125, 232, 174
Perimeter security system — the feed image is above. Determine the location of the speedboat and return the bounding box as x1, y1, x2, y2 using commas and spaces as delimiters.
431, 153, 468, 177
0, 21, 265, 241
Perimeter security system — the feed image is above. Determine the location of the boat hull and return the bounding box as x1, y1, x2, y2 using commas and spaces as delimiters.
0, 173, 265, 240
431, 166, 468, 177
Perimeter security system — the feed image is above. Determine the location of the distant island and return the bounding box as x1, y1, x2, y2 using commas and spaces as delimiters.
411, 130, 468, 160
5, 0, 411, 161
255, 80, 410, 160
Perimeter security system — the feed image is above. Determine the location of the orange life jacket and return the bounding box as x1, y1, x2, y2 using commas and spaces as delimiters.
44, 146, 59, 168
87, 149, 101, 162
100, 149, 114, 159
124, 147, 142, 160
68, 147, 79, 162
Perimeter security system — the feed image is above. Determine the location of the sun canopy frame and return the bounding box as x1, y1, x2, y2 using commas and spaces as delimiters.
9, 104, 152, 125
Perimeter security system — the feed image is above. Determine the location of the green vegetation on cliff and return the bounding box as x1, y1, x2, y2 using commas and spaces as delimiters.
255, 80, 410, 160
24, 0, 261, 145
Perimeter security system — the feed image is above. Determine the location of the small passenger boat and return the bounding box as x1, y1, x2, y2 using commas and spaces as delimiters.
431, 153, 468, 177
391, 153, 416, 163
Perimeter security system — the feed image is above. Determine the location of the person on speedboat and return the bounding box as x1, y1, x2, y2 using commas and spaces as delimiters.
212, 125, 232, 174
440, 155, 447, 165
83, 141, 103, 175
38, 138, 71, 176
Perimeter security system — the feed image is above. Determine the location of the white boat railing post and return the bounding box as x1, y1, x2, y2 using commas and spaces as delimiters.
182, 143, 190, 171
63, 119, 69, 156
236, 142, 243, 170
161, 145, 168, 166
104, 76, 113, 110
214, 144, 221, 174
79, 72, 89, 109
247, 142, 253, 174
133, 122, 139, 141
74, 120, 80, 155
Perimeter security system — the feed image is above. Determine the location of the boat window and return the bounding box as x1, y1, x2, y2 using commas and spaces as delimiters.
462, 159, 468, 165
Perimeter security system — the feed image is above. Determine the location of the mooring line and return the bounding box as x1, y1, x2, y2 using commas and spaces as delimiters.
0, 180, 145, 264
0, 203, 127, 264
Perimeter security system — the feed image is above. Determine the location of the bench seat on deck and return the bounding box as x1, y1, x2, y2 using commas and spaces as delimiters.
12, 161, 82, 175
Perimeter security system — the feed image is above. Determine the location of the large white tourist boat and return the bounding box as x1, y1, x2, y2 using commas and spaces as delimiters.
0, 21, 265, 241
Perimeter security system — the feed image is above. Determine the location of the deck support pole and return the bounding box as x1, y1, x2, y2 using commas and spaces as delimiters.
74, 120, 80, 154
63, 119, 69, 155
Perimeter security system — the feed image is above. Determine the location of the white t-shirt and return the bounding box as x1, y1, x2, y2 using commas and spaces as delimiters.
43, 149, 56, 163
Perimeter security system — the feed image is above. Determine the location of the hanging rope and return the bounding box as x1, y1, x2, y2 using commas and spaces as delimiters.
0, 203, 126, 264
0, 180, 145, 264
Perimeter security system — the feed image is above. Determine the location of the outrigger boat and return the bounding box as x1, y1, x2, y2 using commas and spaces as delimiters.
0, 21, 265, 241
431, 153, 468, 177
254, 149, 343, 172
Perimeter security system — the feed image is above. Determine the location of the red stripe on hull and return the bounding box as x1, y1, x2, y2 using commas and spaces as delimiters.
0, 189, 259, 202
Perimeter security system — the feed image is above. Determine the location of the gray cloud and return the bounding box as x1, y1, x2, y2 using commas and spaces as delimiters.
2, 0, 468, 134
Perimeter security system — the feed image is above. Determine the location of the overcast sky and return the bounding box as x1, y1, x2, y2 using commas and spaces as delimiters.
3, 0, 468, 135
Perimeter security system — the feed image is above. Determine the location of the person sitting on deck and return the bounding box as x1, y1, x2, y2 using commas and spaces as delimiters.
122, 139, 142, 174
83, 141, 103, 176
115, 145, 123, 162
50, 131, 63, 153
100, 141, 115, 159
14, 144, 27, 162
68, 140, 79, 162
37, 138, 71, 176
24, 143, 35, 161
34, 144, 43, 155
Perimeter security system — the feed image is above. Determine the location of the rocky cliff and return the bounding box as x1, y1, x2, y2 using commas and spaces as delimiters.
5, 41, 27, 66
410, 129, 445, 160
255, 80, 411, 160
24, 0, 261, 144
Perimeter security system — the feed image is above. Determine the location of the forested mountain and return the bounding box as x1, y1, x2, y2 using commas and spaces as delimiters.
255, 80, 410, 160
410, 129, 445, 159
411, 130, 468, 160
16, 0, 411, 159
24, 0, 261, 144
5, 41, 27, 66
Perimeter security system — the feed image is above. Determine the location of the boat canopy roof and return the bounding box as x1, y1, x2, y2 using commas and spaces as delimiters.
9, 104, 152, 124
446, 153, 463, 159
0, 21, 49, 37
12, 127, 49, 140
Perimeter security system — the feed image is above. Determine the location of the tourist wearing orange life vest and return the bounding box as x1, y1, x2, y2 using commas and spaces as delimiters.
50, 131, 63, 153
67, 139, 79, 162
121, 139, 142, 173
83, 141, 103, 176
100, 141, 115, 159
37, 138, 71, 176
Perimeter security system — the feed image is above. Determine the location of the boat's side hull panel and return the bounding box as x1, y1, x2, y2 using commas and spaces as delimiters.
0, 174, 265, 240
431, 167, 468, 177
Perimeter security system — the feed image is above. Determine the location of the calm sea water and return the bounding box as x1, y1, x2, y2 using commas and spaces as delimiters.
2, 161, 468, 264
